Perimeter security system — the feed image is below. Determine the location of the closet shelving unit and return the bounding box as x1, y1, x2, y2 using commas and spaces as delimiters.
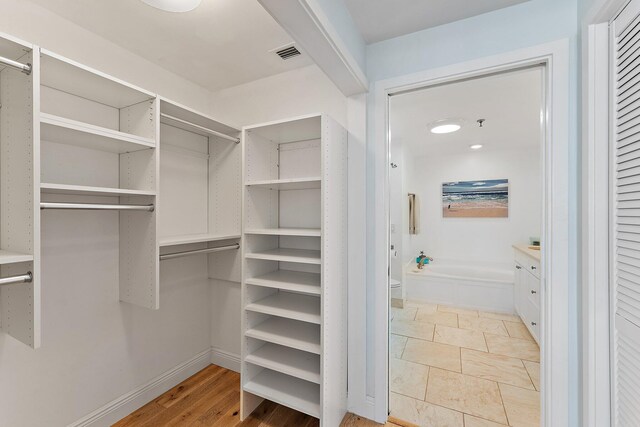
157, 99, 241, 277
39, 49, 160, 309
241, 114, 348, 426
0, 34, 40, 348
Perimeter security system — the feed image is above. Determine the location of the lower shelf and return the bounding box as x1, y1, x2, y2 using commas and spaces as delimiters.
245, 342, 321, 384
243, 369, 320, 419
245, 317, 321, 354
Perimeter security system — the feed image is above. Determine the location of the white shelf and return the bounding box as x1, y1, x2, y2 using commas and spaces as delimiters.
245, 343, 321, 384
243, 369, 320, 418
245, 228, 321, 237
41, 50, 154, 108
245, 317, 321, 354
245, 177, 321, 191
0, 250, 33, 265
245, 270, 321, 295
40, 113, 155, 154
245, 248, 321, 265
159, 233, 241, 247
40, 183, 156, 197
246, 292, 320, 324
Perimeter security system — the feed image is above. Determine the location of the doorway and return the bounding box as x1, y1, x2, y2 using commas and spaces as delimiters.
387, 67, 544, 426
368, 40, 570, 426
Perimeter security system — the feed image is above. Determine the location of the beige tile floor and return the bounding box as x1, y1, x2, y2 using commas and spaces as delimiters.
390, 301, 540, 427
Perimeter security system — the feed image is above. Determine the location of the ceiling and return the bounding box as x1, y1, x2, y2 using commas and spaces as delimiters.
26, 0, 312, 92
389, 67, 543, 157
345, 0, 530, 43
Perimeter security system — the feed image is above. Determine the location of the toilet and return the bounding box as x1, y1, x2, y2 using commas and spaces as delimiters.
390, 278, 403, 308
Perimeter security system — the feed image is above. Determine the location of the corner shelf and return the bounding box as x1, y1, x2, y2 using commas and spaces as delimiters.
0, 250, 33, 265
40, 113, 155, 154
243, 369, 320, 418
40, 183, 156, 197
245, 343, 321, 384
245, 317, 321, 354
245, 177, 321, 191
245, 248, 321, 264
245, 270, 321, 295
245, 228, 321, 237
159, 233, 241, 248
246, 292, 320, 324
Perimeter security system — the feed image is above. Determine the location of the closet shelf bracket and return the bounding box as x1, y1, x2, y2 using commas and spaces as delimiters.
0, 55, 32, 75
159, 243, 240, 260
0, 271, 33, 286
40, 202, 155, 212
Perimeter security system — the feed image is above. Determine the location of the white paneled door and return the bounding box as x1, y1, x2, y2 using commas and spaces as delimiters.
613, 2, 640, 425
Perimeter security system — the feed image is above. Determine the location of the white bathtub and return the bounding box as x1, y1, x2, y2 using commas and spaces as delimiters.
405, 260, 515, 313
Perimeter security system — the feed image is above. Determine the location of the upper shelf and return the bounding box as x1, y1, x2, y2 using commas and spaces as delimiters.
41, 50, 154, 109
0, 250, 33, 265
159, 233, 241, 247
245, 178, 321, 191
160, 98, 239, 140
41, 113, 155, 154
244, 115, 321, 145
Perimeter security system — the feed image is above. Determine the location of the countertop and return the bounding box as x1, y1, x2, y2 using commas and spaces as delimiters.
513, 244, 541, 261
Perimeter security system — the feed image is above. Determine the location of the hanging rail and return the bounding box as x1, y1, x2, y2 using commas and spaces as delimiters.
0, 55, 32, 75
160, 243, 240, 260
0, 271, 33, 286
40, 202, 155, 212
160, 113, 240, 144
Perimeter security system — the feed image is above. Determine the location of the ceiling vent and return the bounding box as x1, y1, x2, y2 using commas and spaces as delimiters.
274, 45, 301, 60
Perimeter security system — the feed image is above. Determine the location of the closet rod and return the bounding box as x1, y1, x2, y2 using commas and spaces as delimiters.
160, 243, 240, 260
160, 113, 240, 144
0, 272, 32, 286
40, 202, 155, 212
0, 55, 32, 75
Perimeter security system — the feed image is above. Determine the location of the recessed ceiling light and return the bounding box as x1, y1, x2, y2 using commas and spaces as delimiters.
429, 120, 462, 134
470, 144, 483, 150
140, 0, 202, 12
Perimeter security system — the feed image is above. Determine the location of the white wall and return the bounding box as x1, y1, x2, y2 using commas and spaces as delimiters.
208, 64, 348, 128
404, 147, 541, 269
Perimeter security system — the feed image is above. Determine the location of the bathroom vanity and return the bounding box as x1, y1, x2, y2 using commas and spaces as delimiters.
513, 245, 541, 344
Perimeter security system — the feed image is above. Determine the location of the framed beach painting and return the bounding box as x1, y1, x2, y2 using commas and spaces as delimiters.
442, 179, 509, 218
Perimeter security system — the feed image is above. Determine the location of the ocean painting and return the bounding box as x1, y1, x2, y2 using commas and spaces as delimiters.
442, 179, 509, 218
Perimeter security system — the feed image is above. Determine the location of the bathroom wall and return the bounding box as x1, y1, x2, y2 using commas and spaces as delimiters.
404, 146, 541, 269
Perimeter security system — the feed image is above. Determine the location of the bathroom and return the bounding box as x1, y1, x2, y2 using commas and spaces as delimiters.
388, 67, 543, 426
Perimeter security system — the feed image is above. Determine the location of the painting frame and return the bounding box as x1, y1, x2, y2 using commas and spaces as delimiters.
442, 179, 509, 218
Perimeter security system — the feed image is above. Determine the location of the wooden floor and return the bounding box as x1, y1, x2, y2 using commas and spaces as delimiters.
114, 364, 402, 427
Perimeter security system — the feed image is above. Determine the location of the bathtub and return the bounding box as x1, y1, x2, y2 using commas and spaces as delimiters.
405, 260, 515, 313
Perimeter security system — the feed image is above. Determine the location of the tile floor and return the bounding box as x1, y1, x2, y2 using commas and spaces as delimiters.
390, 300, 540, 427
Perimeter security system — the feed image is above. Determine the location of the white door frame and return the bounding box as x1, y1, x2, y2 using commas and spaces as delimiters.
372, 40, 570, 425
581, 1, 630, 426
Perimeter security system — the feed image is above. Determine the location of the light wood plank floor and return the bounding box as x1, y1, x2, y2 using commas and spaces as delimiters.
113, 364, 402, 427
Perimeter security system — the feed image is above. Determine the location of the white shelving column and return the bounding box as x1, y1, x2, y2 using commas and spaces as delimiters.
0, 34, 41, 348
240, 114, 348, 425
156, 99, 241, 284
38, 49, 159, 309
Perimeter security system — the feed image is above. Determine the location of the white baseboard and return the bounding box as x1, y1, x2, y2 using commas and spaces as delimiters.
211, 347, 241, 373
69, 348, 213, 427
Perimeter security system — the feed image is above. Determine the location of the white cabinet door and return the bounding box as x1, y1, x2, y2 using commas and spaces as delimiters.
612, 3, 640, 424
514, 262, 525, 316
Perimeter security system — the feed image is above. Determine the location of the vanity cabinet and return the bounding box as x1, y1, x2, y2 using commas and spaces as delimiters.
514, 247, 540, 344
